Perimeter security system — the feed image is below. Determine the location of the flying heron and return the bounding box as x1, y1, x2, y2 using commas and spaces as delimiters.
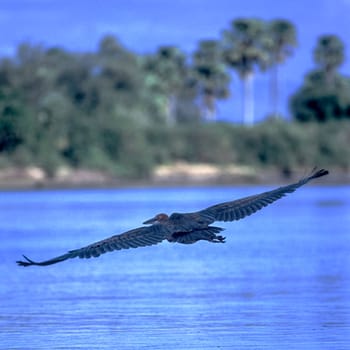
17, 168, 328, 267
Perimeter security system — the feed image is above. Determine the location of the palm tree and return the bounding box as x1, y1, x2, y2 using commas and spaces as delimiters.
266, 19, 297, 117
313, 34, 345, 85
192, 40, 230, 121
222, 18, 268, 125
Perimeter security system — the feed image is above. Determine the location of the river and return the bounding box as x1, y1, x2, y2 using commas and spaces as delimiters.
1, 185, 349, 349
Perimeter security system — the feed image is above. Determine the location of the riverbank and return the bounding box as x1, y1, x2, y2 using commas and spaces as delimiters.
0, 163, 348, 190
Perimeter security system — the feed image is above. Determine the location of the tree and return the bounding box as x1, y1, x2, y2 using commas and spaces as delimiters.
192, 40, 230, 121
290, 70, 350, 122
313, 34, 345, 85
97, 35, 144, 110
290, 35, 350, 122
222, 18, 268, 125
266, 19, 297, 117
143, 46, 187, 125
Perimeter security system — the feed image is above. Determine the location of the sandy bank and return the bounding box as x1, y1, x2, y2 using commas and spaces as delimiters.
0, 163, 348, 190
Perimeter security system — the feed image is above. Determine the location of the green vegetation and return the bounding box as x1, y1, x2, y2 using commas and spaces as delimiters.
0, 20, 349, 181
290, 34, 350, 122
147, 120, 350, 174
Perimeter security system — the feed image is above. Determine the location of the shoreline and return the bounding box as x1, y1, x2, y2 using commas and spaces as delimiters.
0, 164, 348, 190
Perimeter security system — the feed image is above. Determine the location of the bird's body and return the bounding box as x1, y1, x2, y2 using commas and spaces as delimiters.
17, 168, 328, 267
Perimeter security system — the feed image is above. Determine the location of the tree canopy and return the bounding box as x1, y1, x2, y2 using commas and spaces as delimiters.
291, 34, 350, 122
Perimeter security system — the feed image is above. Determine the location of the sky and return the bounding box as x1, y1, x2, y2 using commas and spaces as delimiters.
1, 0, 350, 122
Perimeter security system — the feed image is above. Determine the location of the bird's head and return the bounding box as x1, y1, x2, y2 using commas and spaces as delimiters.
143, 213, 169, 225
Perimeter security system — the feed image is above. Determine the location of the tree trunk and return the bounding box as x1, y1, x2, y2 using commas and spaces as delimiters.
270, 63, 279, 118
203, 93, 216, 121
242, 72, 254, 125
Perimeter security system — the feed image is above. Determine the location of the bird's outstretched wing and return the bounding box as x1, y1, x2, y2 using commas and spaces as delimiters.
196, 168, 329, 223
17, 225, 169, 267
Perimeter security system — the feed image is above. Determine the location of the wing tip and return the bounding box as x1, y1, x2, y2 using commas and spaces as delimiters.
309, 168, 329, 180
16, 255, 35, 267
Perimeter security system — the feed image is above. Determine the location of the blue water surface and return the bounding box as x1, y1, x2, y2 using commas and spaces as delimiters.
0, 185, 349, 349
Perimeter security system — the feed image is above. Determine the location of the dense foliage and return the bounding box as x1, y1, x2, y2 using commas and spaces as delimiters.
0, 23, 349, 179
290, 34, 350, 122
147, 120, 350, 172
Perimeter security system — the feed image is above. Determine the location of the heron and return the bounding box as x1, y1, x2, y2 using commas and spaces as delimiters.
17, 168, 328, 267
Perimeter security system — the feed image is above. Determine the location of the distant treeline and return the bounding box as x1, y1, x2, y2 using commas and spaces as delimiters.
0, 18, 349, 178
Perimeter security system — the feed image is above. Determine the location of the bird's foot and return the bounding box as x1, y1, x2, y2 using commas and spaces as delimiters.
212, 235, 226, 243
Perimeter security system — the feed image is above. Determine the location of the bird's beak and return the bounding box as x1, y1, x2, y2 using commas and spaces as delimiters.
143, 217, 157, 225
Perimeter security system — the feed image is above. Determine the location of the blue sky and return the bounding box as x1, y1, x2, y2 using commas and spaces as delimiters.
1, 0, 349, 122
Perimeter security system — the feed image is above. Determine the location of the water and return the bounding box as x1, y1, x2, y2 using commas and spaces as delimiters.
0, 185, 349, 349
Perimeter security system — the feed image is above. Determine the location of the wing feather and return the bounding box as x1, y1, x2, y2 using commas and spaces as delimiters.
16, 225, 169, 267
198, 168, 328, 223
